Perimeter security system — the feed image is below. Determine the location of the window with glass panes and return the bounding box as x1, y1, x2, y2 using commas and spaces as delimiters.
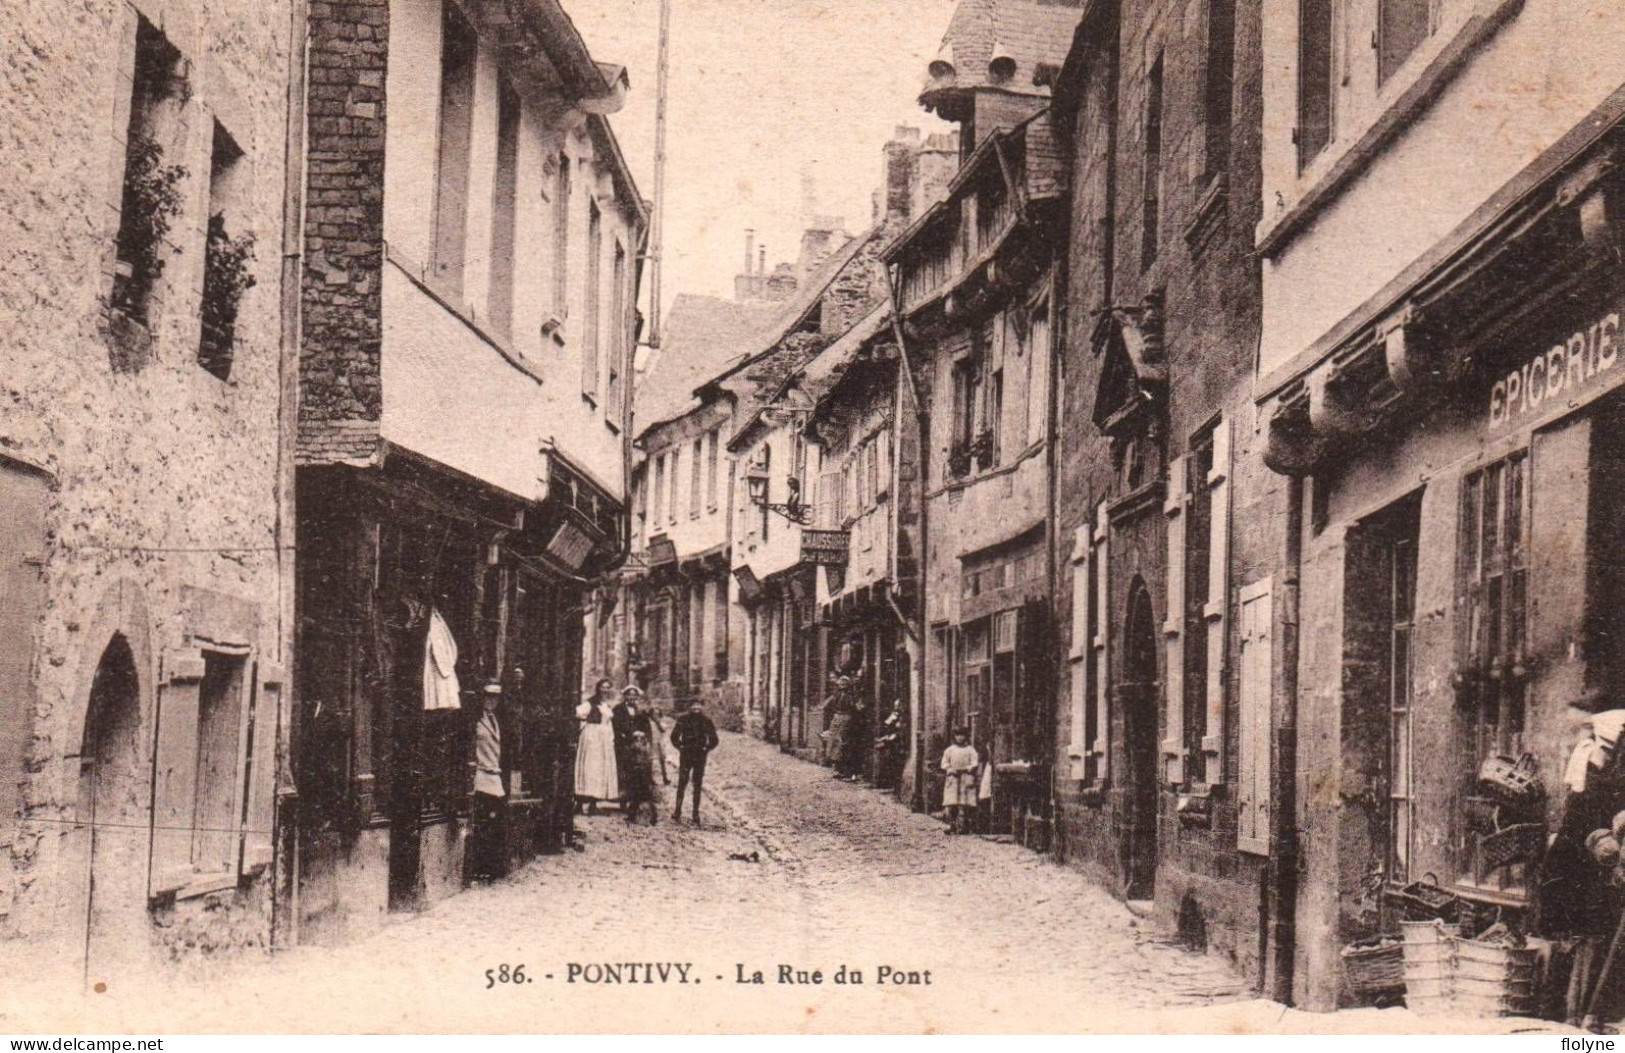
1457, 451, 1530, 892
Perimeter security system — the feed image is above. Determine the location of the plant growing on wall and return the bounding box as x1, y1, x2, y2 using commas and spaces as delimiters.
112, 131, 186, 322
198, 211, 257, 380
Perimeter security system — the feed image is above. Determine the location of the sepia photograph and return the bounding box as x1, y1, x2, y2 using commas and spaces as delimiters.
1, 0, 1624, 1037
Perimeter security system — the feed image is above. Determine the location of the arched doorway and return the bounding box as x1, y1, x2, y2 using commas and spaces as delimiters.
76, 635, 149, 983
1120, 579, 1160, 900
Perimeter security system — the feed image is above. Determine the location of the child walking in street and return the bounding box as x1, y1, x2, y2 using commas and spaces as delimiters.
941, 728, 980, 835
623, 729, 659, 826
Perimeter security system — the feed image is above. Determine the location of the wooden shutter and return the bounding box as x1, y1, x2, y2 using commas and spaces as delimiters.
1092, 503, 1111, 780
1163, 454, 1189, 786
241, 663, 284, 873
1068, 525, 1091, 779
150, 651, 203, 896
1237, 579, 1272, 855
1203, 417, 1232, 781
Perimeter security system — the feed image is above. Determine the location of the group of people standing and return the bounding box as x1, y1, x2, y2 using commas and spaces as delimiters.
574, 679, 719, 825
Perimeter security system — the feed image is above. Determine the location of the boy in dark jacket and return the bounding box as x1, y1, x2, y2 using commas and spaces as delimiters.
670, 699, 719, 825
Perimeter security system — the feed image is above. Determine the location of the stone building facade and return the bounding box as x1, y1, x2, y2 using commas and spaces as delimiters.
0, 0, 299, 980
292, 0, 645, 944
1045, 0, 1278, 988
1254, 0, 1625, 1013
884, 0, 1081, 832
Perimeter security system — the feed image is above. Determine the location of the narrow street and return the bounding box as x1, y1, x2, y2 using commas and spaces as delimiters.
11, 734, 1250, 1034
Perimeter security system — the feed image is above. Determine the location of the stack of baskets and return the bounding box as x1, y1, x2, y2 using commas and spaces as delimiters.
1400, 918, 1539, 1016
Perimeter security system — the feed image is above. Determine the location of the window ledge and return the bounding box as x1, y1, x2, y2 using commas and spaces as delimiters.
1184, 175, 1229, 254
171, 870, 239, 902
1256, 0, 1526, 259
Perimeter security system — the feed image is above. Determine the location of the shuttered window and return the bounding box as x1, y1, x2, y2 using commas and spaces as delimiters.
1093, 502, 1111, 780
1203, 419, 1232, 780
1237, 580, 1273, 855
1163, 454, 1189, 787
151, 647, 276, 895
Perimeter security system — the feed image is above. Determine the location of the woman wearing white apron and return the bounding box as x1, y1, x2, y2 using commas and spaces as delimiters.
574, 678, 620, 814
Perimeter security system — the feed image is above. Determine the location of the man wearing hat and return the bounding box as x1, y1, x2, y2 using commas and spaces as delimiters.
469, 680, 507, 883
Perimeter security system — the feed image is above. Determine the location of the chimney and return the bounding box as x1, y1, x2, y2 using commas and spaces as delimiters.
882, 128, 922, 230
758, 246, 766, 275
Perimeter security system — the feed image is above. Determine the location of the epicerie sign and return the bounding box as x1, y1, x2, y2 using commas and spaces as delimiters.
1488, 311, 1619, 429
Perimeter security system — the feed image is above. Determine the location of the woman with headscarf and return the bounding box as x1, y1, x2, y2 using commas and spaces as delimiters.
574, 678, 619, 815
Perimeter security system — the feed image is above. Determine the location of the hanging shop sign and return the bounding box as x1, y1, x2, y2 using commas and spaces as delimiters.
1487, 310, 1619, 432
800, 528, 851, 567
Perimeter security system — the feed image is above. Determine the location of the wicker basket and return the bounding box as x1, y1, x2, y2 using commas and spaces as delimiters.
1479, 753, 1543, 806
1400, 923, 1542, 1018
1342, 938, 1406, 1000
1395, 875, 1462, 922
1401, 920, 1459, 1015
1478, 823, 1546, 871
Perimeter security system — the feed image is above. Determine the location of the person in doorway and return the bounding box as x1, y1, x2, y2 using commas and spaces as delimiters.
671, 698, 720, 825
874, 699, 905, 790
469, 681, 506, 883
822, 676, 854, 777
622, 730, 660, 826
940, 728, 980, 835
841, 689, 871, 782
574, 678, 619, 814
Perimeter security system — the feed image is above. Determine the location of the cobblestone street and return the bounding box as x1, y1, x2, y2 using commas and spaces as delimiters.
9, 733, 1264, 1034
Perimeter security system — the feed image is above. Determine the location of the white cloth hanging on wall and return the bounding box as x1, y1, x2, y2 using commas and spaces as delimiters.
424, 608, 462, 710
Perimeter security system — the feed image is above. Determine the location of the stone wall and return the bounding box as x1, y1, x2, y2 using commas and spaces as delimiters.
298, 0, 389, 466
0, 0, 294, 977
1049, 0, 1275, 989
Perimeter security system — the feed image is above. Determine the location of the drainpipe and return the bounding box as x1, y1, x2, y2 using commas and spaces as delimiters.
880, 262, 930, 813
1266, 472, 1304, 1003
274, 0, 310, 952
1043, 263, 1062, 848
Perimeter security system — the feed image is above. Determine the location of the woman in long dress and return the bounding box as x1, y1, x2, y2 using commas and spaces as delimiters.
574, 679, 620, 814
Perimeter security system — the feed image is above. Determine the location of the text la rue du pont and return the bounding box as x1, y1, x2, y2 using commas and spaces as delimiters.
553, 962, 932, 986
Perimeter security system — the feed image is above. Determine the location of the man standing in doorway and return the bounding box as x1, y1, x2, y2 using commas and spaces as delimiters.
671, 698, 719, 825
469, 681, 507, 882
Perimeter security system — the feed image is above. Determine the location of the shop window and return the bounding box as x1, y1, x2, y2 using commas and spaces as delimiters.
488, 77, 521, 338
112, 16, 186, 329
1377, 0, 1432, 87
430, 3, 477, 299
1456, 452, 1529, 893
1297, 0, 1335, 170
1202, 0, 1236, 181
1141, 53, 1164, 270
1458, 452, 1529, 740
198, 122, 251, 381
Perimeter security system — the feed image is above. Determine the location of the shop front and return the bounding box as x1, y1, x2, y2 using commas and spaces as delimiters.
942, 529, 1051, 843
1264, 130, 1625, 1021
